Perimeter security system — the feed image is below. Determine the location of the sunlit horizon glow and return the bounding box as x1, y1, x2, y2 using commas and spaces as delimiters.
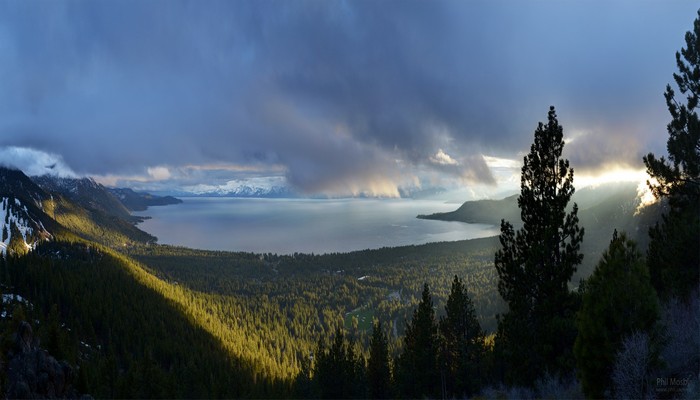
575, 168, 650, 188
637, 177, 659, 212
576, 167, 659, 213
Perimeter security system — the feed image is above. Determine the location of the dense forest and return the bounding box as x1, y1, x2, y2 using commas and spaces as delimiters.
0, 8, 698, 400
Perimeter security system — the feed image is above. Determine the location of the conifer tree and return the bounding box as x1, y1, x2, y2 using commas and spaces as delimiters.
293, 353, 315, 398
313, 328, 365, 399
494, 106, 584, 385
396, 283, 439, 398
643, 10, 700, 299
574, 231, 660, 399
367, 321, 391, 399
314, 333, 344, 399
439, 275, 485, 397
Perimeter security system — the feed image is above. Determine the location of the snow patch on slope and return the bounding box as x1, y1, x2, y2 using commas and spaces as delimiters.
0, 197, 50, 255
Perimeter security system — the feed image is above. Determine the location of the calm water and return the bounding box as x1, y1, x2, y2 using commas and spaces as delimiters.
134, 197, 498, 254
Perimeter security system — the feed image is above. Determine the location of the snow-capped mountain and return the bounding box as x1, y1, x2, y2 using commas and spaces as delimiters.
0, 167, 162, 251
181, 177, 296, 198
0, 197, 51, 255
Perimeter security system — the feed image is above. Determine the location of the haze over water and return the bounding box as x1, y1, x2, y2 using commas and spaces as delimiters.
135, 198, 498, 254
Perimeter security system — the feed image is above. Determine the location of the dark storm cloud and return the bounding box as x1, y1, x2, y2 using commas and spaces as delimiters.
0, 0, 696, 194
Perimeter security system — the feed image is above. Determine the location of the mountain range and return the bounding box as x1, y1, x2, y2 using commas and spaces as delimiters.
155, 178, 447, 199
0, 168, 186, 253
175, 177, 296, 198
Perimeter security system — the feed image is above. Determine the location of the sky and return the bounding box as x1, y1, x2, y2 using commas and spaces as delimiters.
0, 0, 697, 198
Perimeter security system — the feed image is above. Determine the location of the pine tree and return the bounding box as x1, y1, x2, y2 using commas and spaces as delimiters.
494, 106, 584, 385
293, 352, 315, 398
574, 231, 660, 399
367, 321, 391, 399
643, 10, 700, 300
396, 283, 439, 398
313, 328, 365, 399
439, 275, 485, 397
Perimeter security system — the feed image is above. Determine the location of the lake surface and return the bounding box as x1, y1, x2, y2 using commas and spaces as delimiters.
134, 197, 498, 254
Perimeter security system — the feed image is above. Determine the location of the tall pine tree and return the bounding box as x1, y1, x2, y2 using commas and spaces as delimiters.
367, 321, 391, 399
494, 106, 584, 385
396, 283, 439, 398
313, 328, 366, 399
643, 10, 700, 300
574, 231, 660, 399
439, 275, 485, 398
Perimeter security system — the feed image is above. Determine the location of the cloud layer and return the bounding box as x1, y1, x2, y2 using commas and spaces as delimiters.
0, 1, 696, 196
0, 146, 77, 178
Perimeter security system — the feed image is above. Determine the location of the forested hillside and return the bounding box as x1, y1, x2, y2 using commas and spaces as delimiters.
33, 176, 133, 221
129, 237, 504, 374
1, 242, 262, 398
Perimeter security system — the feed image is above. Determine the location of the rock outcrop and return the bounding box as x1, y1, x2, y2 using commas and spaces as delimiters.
5, 321, 87, 399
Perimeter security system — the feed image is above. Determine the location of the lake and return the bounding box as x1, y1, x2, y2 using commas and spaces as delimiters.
134, 197, 498, 254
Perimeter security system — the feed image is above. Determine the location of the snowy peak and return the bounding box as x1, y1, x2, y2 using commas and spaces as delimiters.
182, 177, 296, 198
0, 197, 51, 256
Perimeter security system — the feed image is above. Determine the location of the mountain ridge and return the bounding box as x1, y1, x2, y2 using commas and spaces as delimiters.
33, 175, 133, 221
0, 167, 57, 255
0, 169, 157, 247
418, 181, 662, 278
107, 187, 182, 211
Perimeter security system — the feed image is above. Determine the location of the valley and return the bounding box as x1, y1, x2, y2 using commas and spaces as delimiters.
0, 167, 507, 396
